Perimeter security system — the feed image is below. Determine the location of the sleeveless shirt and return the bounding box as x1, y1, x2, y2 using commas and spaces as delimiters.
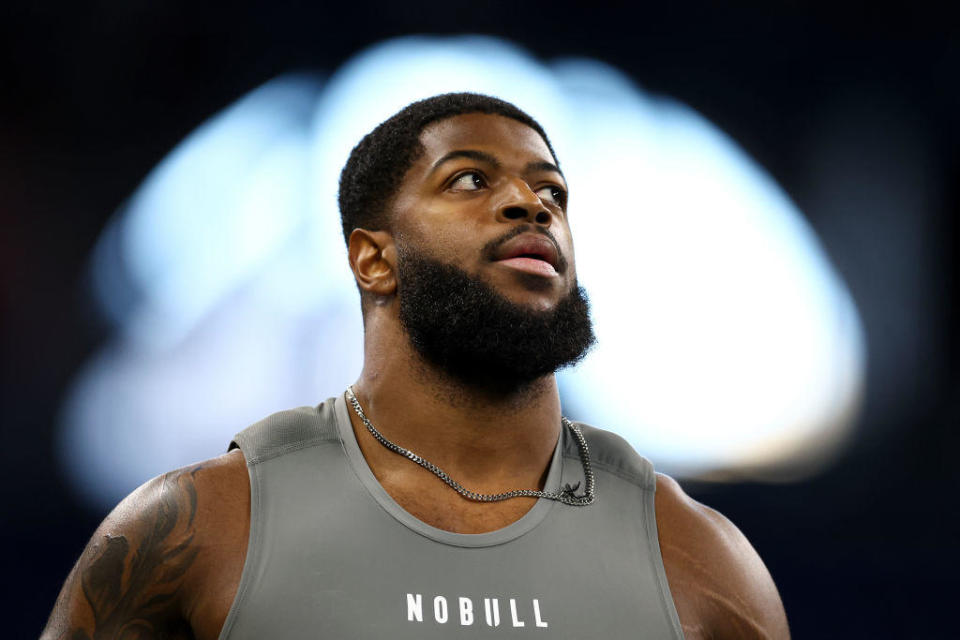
219, 394, 685, 639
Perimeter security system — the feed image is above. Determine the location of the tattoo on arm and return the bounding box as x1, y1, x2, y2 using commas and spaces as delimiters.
44, 465, 204, 640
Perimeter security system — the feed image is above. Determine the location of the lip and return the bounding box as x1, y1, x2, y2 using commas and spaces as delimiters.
491, 233, 561, 277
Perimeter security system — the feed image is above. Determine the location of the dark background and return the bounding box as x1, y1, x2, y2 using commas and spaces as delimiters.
3, 1, 958, 636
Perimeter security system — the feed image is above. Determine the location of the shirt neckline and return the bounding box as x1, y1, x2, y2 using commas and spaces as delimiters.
334, 391, 564, 548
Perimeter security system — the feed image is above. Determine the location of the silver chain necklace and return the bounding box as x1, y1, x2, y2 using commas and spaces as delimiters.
346, 386, 595, 506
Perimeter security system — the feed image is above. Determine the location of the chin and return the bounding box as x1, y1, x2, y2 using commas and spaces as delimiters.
502, 283, 571, 312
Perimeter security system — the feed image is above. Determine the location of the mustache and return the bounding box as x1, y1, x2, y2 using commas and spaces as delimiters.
481, 224, 568, 273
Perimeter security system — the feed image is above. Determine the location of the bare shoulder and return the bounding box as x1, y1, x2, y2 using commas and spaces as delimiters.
41, 449, 250, 640
654, 473, 790, 640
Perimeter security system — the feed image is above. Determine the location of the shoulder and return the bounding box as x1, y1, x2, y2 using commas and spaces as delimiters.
573, 423, 655, 489
654, 473, 790, 640
109, 450, 249, 555
81, 449, 249, 587
42, 450, 249, 639
231, 401, 339, 464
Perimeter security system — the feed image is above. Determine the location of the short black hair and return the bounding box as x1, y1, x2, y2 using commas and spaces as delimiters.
337, 92, 559, 245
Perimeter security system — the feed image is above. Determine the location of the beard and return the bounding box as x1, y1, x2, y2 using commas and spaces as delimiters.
395, 244, 596, 394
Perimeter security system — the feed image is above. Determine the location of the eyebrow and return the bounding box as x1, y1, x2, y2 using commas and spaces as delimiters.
525, 160, 564, 179
430, 150, 501, 173
429, 150, 565, 180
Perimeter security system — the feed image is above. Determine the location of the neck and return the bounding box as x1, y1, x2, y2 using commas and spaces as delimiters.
349, 317, 562, 492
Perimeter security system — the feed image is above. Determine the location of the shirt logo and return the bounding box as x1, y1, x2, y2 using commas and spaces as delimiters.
406, 594, 549, 629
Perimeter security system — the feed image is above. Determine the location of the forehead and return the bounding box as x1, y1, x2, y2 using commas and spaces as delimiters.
417, 113, 555, 167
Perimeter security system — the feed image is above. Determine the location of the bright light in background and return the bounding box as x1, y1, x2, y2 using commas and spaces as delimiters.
60, 36, 865, 507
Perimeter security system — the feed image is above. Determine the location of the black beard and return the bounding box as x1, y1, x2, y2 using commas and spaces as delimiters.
396, 246, 596, 394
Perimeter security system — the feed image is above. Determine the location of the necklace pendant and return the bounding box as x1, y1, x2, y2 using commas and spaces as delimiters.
560, 481, 582, 499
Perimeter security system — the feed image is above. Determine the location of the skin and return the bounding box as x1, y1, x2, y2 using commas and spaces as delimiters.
42, 113, 790, 639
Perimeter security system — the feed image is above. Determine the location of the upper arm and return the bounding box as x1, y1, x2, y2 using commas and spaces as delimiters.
655, 473, 790, 640
41, 454, 237, 640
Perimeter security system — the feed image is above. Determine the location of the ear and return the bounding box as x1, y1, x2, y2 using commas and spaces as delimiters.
348, 228, 397, 297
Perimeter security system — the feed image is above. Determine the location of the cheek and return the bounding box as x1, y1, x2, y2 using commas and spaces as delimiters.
398, 218, 476, 264
558, 231, 578, 276
408, 205, 487, 253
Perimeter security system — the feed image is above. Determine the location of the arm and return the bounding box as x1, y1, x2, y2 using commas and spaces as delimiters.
41, 447, 251, 640
655, 473, 790, 640
41, 463, 204, 640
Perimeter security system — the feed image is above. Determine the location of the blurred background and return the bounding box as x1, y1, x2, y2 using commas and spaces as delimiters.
2, 2, 957, 636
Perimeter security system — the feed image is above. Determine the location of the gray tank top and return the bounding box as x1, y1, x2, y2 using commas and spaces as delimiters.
219, 394, 684, 639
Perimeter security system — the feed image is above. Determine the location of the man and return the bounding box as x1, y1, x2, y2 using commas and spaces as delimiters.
43, 93, 790, 639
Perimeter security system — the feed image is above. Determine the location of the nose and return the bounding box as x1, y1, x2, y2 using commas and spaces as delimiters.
496, 179, 552, 226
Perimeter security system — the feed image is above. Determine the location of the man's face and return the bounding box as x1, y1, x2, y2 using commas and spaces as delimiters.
386, 113, 594, 391
390, 113, 577, 312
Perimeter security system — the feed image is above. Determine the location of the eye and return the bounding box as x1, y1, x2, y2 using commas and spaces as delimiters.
449, 171, 486, 191
536, 185, 566, 208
